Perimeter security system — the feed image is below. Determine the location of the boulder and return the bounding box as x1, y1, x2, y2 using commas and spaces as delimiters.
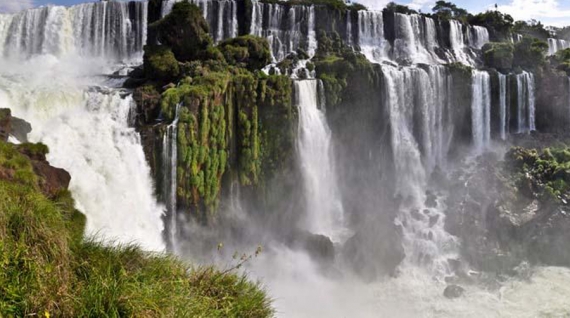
443, 285, 465, 299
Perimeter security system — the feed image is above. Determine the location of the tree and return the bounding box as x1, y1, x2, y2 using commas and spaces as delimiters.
432, 1, 468, 20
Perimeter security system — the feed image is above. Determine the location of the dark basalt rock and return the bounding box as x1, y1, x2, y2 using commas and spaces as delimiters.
285, 230, 335, 265
342, 220, 405, 281
443, 285, 465, 299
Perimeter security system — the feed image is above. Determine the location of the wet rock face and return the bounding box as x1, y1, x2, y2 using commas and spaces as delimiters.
445, 142, 570, 274
342, 219, 405, 281
32, 160, 71, 198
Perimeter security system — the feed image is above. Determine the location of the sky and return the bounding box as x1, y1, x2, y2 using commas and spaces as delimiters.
1, 0, 569, 26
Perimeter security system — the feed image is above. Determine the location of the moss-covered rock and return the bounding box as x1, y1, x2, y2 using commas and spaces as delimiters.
150, 1, 212, 62
218, 35, 272, 71
482, 42, 514, 70
513, 36, 548, 70
143, 45, 180, 82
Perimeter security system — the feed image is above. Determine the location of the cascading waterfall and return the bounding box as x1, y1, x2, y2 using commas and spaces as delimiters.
0, 1, 164, 251
0, 73, 165, 251
516, 71, 536, 133
448, 19, 471, 64
357, 10, 389, 63
251, 1, 317, 62
0, 1, 147, 60
548, 38, 570, 56
295, 80, 345, 242
471, 70, 491, 151
499, 73, 508, 140
467, 25, 490, 49
383, 66, 458, 274
393, 13, 440, 64
163, 103, 181, 252
161, 0, 237, 42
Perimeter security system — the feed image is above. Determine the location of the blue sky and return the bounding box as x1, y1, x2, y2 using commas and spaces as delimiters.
1, 0, 570, 26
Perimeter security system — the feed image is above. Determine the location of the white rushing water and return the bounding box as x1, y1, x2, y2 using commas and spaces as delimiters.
357, 10, 390, 63
471, 70, 491, 151
499, 73, 508, 140
515, 71, 536, 133
0, 1, 164, 251
383, 66, 458, 275
163, 103, 181, 252
0, 1, 147, 61
547, 38, 570, 56
295, 80, 345, 241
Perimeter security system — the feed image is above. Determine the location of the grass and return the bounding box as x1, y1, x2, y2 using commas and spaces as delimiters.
0, 140, 273, 317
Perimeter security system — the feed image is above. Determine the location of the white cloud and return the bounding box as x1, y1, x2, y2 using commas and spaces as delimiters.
407, 0, 434, 11
0, 0, 35, 13
497, 0, 570, 21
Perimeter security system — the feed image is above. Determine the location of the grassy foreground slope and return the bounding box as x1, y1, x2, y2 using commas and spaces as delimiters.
0, 140, 272, 317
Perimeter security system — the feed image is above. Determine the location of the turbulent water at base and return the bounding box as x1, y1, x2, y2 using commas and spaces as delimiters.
0, 2, 164, 251
383, 66, 458, 275
295, 80, 345, 242
161, 0, 237, 42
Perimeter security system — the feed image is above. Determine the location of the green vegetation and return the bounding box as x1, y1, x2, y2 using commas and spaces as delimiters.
513, 36, 548, 69
482, 42, 514, 70
513, 20, 550, 40
431, 1, 468, 21
143, 45, 180, 81
505, 146, 570, 201
552, 48, 570, 75
469, 10, 514, 41
384, 2, 417, 15
150, 1, 212, 62
0, 140, 273, 317
219, 36, 272, 71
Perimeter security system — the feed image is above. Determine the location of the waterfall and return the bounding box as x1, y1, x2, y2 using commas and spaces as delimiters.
161, 0, 237, 43
383, 66, 458, 274
499, 73, 507, 140
346, 11, 353, 47
471, 70, 491, 151
467, 26, 489, 49
251, 1, 317, 62
548, 38, 570, 56
357, 10, 389, 63
516, 71, 536, 133
0, 70, 165, 250
295, 80, 345, 242
0, 1, 147, 61
163, 103, 181, 252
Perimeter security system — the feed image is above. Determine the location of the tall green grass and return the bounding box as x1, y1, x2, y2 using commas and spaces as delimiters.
0, 141, 273, 317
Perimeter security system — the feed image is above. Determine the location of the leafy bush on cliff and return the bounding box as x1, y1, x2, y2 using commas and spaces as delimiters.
469, 10, 514, 41
513, 36, 548, 70
505, 146, 570, 201
0, 140, 273, 317
143, 45, 180, 82
552, 48, 570, 75
218, 35, 272, 71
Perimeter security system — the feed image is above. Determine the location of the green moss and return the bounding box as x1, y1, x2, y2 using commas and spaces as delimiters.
218, 36, 272, 71
482, 42, 514, 70
143, 45, 180, 82
505, 146, 570, 202
513, 36, 548, 70
150, 2, 212, 62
